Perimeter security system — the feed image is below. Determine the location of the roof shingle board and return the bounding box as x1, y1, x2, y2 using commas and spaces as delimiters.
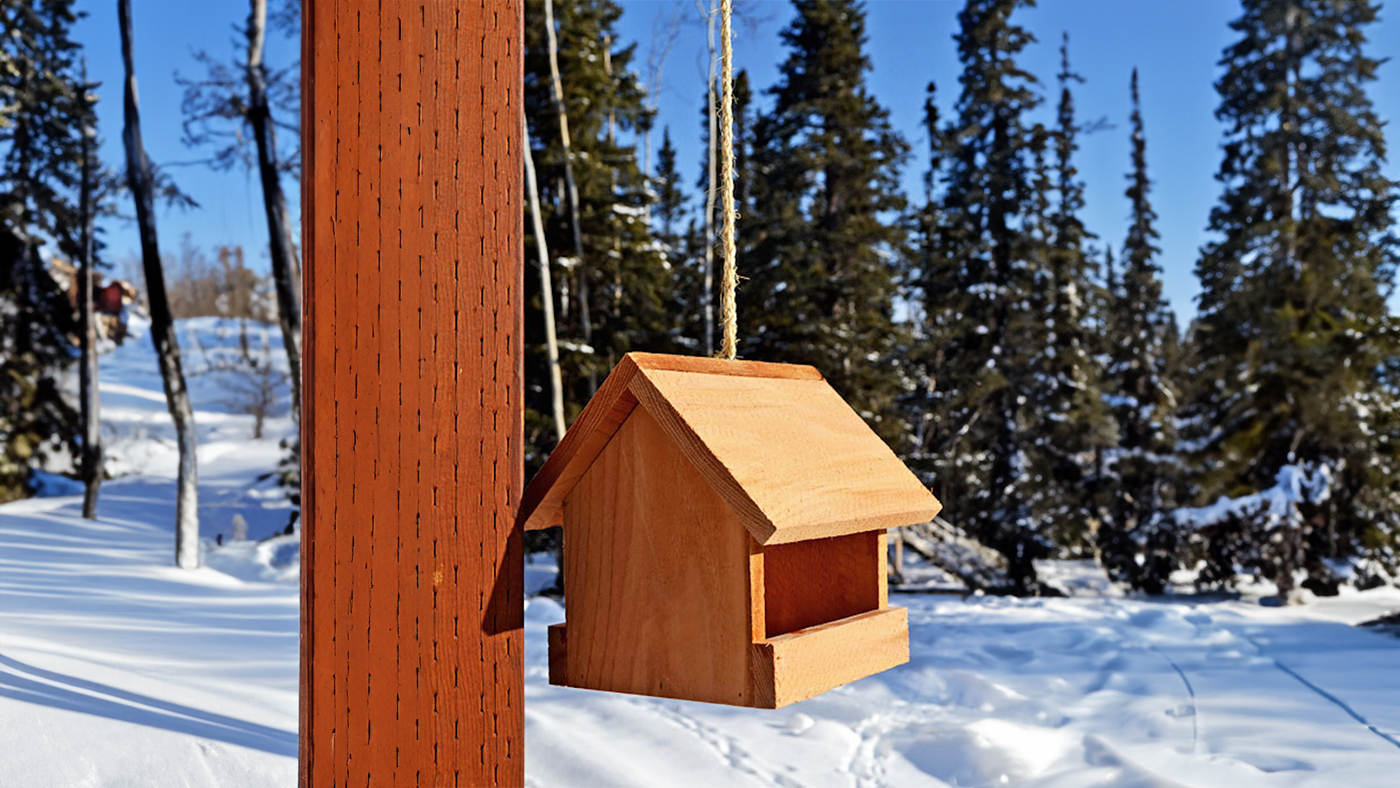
519, 353, 942, 544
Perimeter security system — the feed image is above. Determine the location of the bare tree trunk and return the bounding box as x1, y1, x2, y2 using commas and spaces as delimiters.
543, 0, 594, 393
119, 0, 200, 569
525, 124, 567, 443
702, 0, 718, 356
246, 0, 302, 422
78, 63, 101, 520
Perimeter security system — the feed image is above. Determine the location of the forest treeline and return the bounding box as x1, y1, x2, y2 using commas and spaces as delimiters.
1, 0, 1397, 596
519, 0, 1400, 598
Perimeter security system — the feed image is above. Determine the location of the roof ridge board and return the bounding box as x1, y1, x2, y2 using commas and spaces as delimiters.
626, 352, 824, 381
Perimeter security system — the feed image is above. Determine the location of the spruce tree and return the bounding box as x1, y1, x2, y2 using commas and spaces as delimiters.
653, 127, 685, 255
1019, 35, 1118, 554
651, 125, 694, 343
1182, 0, 1400, 598
1098, 68, 1183, 593
741, 0, 908, 444
913, 0, 1044, 591
523, 0, 673, 468
0, 0, 85, 501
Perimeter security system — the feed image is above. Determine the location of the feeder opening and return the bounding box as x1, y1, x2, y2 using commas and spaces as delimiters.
762, 531, 882, 638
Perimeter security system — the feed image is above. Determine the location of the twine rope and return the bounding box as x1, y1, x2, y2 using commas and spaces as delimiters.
718, 0, 738, 360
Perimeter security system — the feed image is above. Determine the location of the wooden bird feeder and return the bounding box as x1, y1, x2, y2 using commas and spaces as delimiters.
520, 353, 942, 708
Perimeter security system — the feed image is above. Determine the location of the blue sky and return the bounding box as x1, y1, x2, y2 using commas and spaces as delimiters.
74, 1, 1400, 325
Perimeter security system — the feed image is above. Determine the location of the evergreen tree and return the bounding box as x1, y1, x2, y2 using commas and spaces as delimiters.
653, 127, 685, 255
905, 81, 943, 460
1018, 35, 1118, 554
523, 0, 673, 468
0, 0, 85, 501
1098, 68, 1183, 593
1182, 0, 1400, 599
741, 0, 909, 444
913, 0, 1044, 591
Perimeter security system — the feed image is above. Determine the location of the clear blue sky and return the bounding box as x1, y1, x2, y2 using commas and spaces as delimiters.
75, 1, 1400, 325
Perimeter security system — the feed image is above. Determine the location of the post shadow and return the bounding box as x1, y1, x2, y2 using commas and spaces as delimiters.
0, 651, 296, 756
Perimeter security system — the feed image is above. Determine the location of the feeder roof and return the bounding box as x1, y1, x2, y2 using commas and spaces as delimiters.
519, 353, 942, 545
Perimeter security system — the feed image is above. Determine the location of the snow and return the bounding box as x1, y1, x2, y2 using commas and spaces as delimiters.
525, 579, 1400, 787
1174, 463, 1334, 532
2, 320, 1399, 786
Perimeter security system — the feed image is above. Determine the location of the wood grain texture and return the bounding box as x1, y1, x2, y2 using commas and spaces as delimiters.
519, 352, 818, 530
297, 0, 323, 783
300, 3, 524, 786
561, 407, 756, 705
752, 607, 909, 709
877, 531, 889, 609
518, 356, 639, 531
627, 351, 822, 380
632, 367, 942, 545
763, 532, 880, 638
520, 351, 941, 543
747, 535, 766, 643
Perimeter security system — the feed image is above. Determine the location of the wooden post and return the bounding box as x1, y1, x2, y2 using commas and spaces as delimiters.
300, 3, 524, 786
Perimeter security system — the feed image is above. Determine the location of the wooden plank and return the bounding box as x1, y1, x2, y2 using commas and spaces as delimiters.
763, 532, 880, 638
518, 356, 639, 530
298, 0, 331, 782
628, 352, 822, 381
751, 607, 909, 709
631, 368, 941, 545
519, 352, 820, 531
747, 535, 765, 642
300, 4, 523, 786
877, 531, 889, 609
559, 407, 755, 706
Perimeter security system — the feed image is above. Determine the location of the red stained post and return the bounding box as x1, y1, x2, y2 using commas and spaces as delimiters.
300, 2, 524, 785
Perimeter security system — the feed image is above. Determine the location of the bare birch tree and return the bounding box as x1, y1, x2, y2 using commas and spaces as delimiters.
119, 0, 200, 569
543, 0, 593, 392
525, 123, 567, 443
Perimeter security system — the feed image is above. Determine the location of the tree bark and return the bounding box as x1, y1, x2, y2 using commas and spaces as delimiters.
78, 65, 101, 520
246, 0, 303, 422
542, 0, 593, 393
525, 122, 567, 443
119, 0, 200, 569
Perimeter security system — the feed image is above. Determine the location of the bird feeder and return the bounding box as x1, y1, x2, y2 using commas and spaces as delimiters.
520, 352, 942, 708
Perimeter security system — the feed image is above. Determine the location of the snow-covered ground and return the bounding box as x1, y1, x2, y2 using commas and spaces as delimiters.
2, 319, 1399, 786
